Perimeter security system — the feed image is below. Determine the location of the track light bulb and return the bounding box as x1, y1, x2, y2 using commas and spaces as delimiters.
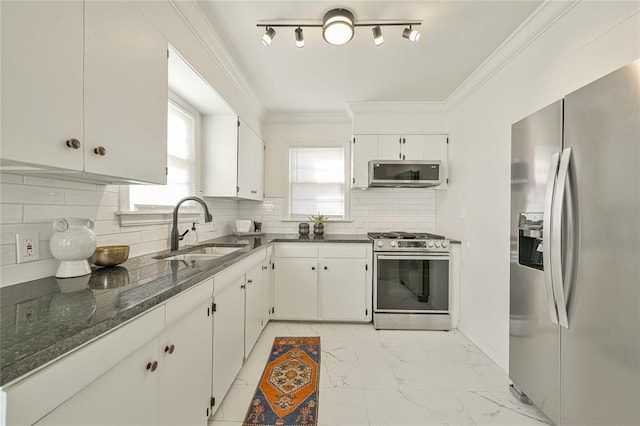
262, 27, 276, 46
372, 25, 384, 46
402, 25, 421, 42
295, 27, 304, 48
322, 8, 355, 46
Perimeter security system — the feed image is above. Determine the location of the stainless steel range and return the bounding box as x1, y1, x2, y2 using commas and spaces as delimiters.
369, 232, 451, 330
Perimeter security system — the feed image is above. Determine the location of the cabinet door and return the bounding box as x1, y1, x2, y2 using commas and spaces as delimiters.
377, 135, 403, 160
1, 1, 84, 170
273, 259, 318, 320
211, 277, 245, 414
320, 259, 368, 321
84, 1, 168, 184
402, 135, 426, 161
245, 262, 264, 358
351, 135, 378, 188
237, 119, 264, 200
262, 254, 273, 329
159, 302, 212, 425
35, 339, 159, 425
202, 115, 239, 197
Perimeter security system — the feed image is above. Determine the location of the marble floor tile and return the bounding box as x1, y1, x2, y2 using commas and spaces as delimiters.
208, 321, 550, 426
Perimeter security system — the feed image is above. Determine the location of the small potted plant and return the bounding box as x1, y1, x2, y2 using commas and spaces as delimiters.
309, 213, 328, 236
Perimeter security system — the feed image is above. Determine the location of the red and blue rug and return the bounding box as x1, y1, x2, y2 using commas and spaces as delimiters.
243, 337, 321, 426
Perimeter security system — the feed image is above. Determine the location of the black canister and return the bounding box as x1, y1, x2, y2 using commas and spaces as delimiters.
298, 222, 310, 235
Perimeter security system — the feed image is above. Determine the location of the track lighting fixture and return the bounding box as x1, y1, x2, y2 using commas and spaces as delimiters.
402, 25, 421, 42
261, 27, 276, 46
258, 8, 421, 48
372, 25, 384, 46
295, 27, 304, 48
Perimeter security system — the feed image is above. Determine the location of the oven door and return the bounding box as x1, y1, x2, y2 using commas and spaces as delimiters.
374, 253, 450, 313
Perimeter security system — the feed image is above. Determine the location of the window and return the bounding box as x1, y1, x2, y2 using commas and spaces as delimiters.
128, 98, 197, 210
288, 147, 345, 218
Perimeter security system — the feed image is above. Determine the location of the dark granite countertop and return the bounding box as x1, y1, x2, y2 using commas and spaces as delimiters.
0, 233, 371, 386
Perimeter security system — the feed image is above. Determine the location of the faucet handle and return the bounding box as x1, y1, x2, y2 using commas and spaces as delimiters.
178, 229, 189, 241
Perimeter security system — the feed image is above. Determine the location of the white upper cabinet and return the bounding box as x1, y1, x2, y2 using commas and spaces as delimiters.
0, 0, 168, 184
351, 135, 378, 188
1, 1, 84, 172
351, 134, 449, 188
202, 117, 264, 201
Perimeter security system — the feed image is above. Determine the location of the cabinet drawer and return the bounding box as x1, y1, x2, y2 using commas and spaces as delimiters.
319, 244, 369, 259
274, 244, 318, 258
165, 279, 213, 326
2, 306, 164, 426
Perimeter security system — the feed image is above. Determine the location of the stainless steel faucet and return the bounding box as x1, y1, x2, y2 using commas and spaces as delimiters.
171, 197, 213, 251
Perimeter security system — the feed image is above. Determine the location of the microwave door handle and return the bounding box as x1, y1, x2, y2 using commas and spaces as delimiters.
551, 147, 573, 329
543, 151, 560, 325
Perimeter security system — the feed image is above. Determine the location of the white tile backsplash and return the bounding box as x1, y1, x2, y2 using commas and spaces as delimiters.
0, 173, 240, 287
239, 188, 437, 235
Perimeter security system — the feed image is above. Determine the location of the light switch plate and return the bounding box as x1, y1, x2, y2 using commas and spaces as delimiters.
16, 232, 39, 263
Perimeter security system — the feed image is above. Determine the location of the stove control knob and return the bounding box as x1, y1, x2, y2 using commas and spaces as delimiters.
377, 240, 384, 248
427, 241, 434, 248
390, 240, 397, 247
442, 241, 448, 248
435, 241, 442, 248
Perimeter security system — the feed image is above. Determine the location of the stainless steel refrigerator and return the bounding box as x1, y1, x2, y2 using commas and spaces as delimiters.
509, 58, 639, 425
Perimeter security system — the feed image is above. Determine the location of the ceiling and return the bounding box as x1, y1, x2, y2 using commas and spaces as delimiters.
196, 1, 543, 113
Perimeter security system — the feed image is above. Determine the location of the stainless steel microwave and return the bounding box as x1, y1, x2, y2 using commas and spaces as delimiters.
368, 160, 442, 187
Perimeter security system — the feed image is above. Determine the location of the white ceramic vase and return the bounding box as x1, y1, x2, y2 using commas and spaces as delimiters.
49, 218, 97, 278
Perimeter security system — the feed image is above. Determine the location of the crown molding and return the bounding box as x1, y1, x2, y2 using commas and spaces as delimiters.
168, 0, 265, 120
347, 101, 447, 115
445, 0, 580, 111
264, 112, 352, 125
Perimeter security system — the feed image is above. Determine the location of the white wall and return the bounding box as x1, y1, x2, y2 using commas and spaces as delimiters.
437, 1, 640, 370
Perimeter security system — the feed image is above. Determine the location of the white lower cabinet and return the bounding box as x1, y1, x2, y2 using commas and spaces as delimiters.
211, 265, 245, 416
35, 338, 160, 425
245, 257, 265, 358
320, 258, 369, 321
4, 279, 214, 426
274, 258, 319, 320
273, 243, 372, 322
159, 281, 214, 425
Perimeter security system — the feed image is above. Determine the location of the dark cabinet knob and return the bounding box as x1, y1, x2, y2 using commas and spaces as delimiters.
247, 279, 253, 284
66, 138, 81, 149
94, 146, 107, 156
146, 361, 158, 372
241, 284, 246, 289
324, 266, 328, 270
311, 266, 316, 270
164, 344, 175, 354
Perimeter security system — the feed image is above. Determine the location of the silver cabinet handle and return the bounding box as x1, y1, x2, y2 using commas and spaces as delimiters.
543, 152, 560, 325
251, 190, 257, 194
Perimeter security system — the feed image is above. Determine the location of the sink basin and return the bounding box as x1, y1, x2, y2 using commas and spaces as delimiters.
155, 244, 246, 262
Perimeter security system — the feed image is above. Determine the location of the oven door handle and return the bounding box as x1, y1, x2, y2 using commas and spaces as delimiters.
376, 254, 450, 261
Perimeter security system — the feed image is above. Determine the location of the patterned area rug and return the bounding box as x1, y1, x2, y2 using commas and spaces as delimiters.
243, 337, 321, 426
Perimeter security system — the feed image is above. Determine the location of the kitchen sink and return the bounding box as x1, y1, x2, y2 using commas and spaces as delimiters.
154, 244, 247, 262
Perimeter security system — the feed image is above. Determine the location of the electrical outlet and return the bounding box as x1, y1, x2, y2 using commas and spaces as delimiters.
357, 219, 364, 228
16, 233, 39, 263
16, 300, 39, 331
212, 222, 217, 230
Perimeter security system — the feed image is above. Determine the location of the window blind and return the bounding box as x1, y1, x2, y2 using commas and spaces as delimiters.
129, 100, 196, 209
289, 147, 345, 217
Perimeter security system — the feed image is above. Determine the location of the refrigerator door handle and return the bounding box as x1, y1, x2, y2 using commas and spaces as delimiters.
551, 147, 573, 328
543, 151, 561, 325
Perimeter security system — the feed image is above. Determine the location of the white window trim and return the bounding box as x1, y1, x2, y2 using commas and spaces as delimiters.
284, 143, 350, 221
117, 90, 203, 227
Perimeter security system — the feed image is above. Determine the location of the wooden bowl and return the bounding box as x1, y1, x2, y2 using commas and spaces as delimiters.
90, 245, 130, 266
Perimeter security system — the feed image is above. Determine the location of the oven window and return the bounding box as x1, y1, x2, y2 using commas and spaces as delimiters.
376, 257, 449, 312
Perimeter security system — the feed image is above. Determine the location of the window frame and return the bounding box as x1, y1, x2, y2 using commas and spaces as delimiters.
285, 144, 349, 221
